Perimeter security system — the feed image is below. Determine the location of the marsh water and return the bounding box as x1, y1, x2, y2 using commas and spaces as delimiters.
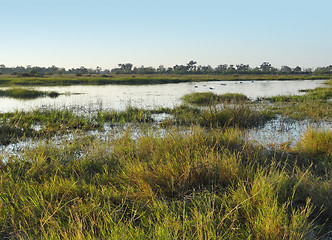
0, 79, 331, 150
0, 79, 327, 113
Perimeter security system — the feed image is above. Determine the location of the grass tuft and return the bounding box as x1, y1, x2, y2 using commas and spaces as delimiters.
0, 88, 59, 99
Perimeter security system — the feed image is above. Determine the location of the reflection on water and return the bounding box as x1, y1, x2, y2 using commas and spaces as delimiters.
0, 80, 327, 113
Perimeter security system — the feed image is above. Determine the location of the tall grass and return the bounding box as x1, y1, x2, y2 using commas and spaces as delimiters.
264, 86, 332, 119
295, 128, 332, 158
182, 92, 249, 105
0, 107, 155, 145
171, 103, 273, 128
0, 126, 331, 239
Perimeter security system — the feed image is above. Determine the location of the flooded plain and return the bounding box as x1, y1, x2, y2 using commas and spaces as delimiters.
0, 79, 327, 113
0, 79, 331, 151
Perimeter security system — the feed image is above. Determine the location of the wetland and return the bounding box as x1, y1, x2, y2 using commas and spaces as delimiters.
0, 76, 331, 239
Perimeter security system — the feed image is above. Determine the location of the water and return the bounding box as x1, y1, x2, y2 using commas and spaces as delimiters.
0, 79, 327, 113
0, 79, 330, 152
246, 115, 332, 147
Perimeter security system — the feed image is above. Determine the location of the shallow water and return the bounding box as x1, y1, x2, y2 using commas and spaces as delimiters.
0, 79, 326, 113
247, 115, 332, 147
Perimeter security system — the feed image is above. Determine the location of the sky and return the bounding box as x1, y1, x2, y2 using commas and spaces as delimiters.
1, 0, 332, 70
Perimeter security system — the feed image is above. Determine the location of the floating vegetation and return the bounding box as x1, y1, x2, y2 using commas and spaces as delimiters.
0, 88, 60, 99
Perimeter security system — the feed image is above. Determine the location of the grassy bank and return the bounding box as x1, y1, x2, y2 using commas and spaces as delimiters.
0, 74, 330, 86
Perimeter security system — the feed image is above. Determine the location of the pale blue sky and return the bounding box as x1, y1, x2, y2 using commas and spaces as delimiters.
1, 0, 331, 69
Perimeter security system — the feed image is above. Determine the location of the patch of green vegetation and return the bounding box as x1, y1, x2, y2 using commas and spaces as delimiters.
294, 128, 332, 163
0, 107, 156, 145
218, 93, 250, 102
0, 127, 331, 239
0, 88, 59, 99
98, 106, 153, 124
182, 92, 220, 105
182, 92, 250, 105
0, 125, 34, 145
169, 103, 273, 128
264, 85, 332, 120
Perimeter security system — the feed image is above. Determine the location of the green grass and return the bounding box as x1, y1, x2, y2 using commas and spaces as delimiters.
295, 128, 332, 158
0, 125, 33, 145
263, 83, 332, 120
0, 127, 331, 239
170, 103, 274, 128
0, 107, 156, 145
0, 102, 273, 145
181, 92, 249, 105
0, 88, 59, 99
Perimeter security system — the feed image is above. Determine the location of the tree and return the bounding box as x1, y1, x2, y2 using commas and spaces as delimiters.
187, 60, 197, 72
227, 65, 236, 73
96, 66, 102, 74
28, 69, 37, 76
280, 65, 292, 74
260, 62, 272, 73
292, 66, 302, 74
118, 63, 133, 73
157, 65, 166, 74
215, 64, 228, 74
236, 64, 250, 73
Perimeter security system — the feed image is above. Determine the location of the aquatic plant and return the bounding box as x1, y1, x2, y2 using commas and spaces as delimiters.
264, 85, 332, 120
171, 103, 273, 128
0, 88, 59, 99
182, 92, 249, 105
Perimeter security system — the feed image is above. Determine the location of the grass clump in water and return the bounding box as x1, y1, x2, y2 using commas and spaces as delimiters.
264, 84, 332, 119
182, 92, 220, 105
0, 125, 33, 145
0, 88, 59, 99
98, 106, 153, 124
170, 104, 273, 128
292, 128, 332, 172
0, 107, 155, 145
295, 128, 332, 157
182, 92, 249, 105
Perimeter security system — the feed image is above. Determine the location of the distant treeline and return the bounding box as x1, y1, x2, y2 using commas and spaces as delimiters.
0, 61, 332, 76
